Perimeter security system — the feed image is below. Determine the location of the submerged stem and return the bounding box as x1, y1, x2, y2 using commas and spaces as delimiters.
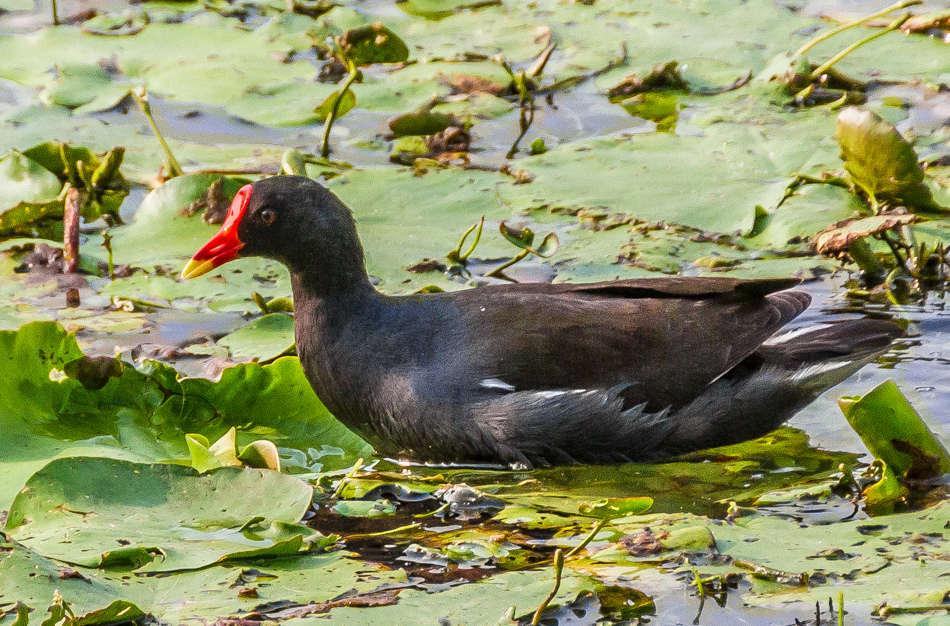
794, 0, 920, 58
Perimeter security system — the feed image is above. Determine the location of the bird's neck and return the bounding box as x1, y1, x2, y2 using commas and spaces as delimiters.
290, 268, 378, 319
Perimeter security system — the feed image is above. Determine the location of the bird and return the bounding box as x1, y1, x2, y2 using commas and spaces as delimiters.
182, 175, 903, 469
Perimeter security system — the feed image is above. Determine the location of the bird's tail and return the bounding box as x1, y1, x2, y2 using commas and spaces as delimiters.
653, 319, 905, 457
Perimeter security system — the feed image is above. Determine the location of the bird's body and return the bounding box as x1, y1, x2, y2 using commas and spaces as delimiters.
184, 176, 902, 468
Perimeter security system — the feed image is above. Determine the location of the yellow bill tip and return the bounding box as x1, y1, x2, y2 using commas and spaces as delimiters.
181, 258, 216, 280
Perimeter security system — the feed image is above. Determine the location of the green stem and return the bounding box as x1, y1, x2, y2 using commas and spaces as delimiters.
320, 62, 359, 159
809, 12, 912, 80
566, 518, 608, 558
838, 591, 845, 626
448, 217, 485, 264
691, 568, 706, 597
485, 249, 529, 279
51, 0, 59, 25
131, 89, 183, 178
794, 0, 920, 58
878, 603, 950, 617
531, 549, 563, 626
330, 457, 364, 499
102, 231, 114, 280
346, 523, 421, 539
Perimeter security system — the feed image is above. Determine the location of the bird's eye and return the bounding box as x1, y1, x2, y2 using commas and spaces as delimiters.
260, 209, 277, 225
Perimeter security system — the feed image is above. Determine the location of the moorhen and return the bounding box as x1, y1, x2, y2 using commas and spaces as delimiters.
182, 176, 902, 468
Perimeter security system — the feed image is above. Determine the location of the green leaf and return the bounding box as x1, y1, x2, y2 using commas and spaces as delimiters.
836, 107, 945, 212
0, 151, 62, 211
530, 232, 560, 258
238, 439, 282, 471
0, 322, 371, 509
388, 111, 457, 137
578, 497, 653, 519
313, 88, 357, 122
838, 379, 950, 480
499, 221, 535, 249
217, 313, 296, 362
862, 461, 908, 512
338, 23, 410, 66
4, 457, 317, 572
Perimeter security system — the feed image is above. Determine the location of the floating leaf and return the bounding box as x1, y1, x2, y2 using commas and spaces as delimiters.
238, 439, 282, 471
338, 23, 410, 66
4, 457, 319, 572
388, 111, 457, 137
0, 151, 61, 212
578, 497, 653, 520
812, 212, 916, 256
217, 313, 296, 362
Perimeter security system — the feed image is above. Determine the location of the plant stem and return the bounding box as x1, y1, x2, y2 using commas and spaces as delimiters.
838, 591, 845, 626
331, 457, 364, 499
63, 187, 80, 274
320, 62, 359, 159
794, 0, 921, 58
809, 12, 912, 80
691, 568, 706, 597
484, 249, 529, 279
51, 0, 59, 25
531, 549, 563, 626
448, 217, 485, 264
506, 96, 535, 159
566, 518, 608, 558
131, 89, 183, 178
101, 231, 115, 280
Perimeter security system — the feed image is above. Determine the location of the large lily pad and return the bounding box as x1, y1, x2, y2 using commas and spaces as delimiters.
0, 321, 371, 509
5, 457, 318, 572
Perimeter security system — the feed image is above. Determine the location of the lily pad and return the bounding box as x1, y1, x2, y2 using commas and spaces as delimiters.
217, 312, 296, 362
0, 321, 371, 509
339, 24, 410, 66
5, 457, 321, 572
388, 111, 458, 136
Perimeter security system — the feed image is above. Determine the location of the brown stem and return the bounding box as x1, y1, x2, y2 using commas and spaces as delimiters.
63, 187, 81, 274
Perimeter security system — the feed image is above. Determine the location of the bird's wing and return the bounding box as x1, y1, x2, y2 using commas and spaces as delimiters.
452, 276, 810, 410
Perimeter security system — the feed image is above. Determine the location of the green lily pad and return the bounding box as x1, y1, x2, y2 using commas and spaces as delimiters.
5, 457, 321, 572
388, 111, 457, 136
339, 24, 410, 66
0, 151, 62, 213
217, 313, 296, 362
578, 497, 654, 520
0, 321, 371, 509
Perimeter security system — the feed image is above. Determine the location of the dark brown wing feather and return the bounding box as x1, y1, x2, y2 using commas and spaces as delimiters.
450, 276, 809, 410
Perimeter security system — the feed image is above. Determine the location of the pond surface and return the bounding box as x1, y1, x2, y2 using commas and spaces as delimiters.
1, 0, 950, 624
